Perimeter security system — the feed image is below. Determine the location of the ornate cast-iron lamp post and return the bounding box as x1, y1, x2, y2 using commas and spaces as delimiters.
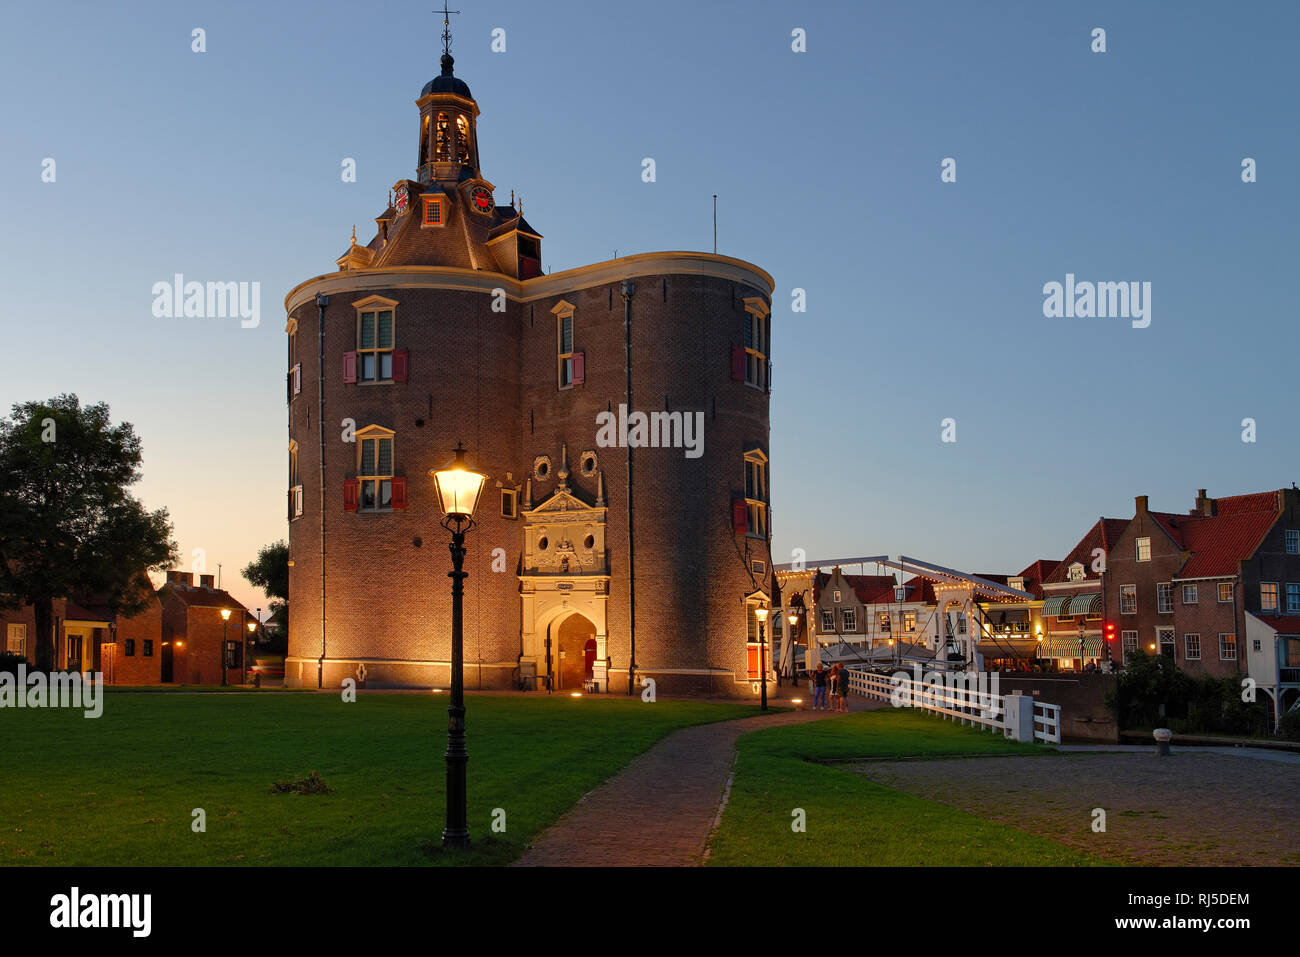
220, 608, 231, 687
431, 442, 487, 850
755, 603, 769, 712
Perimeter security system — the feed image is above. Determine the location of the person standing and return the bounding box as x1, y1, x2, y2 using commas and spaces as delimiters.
812, 664, 829, 710
831, 662, 849, 712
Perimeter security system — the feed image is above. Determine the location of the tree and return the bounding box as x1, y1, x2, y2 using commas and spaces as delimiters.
243, 540, 288, 647
0, 395, 177, 671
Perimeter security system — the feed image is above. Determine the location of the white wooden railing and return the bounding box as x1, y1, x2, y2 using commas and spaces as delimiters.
845, 668, 1061, 744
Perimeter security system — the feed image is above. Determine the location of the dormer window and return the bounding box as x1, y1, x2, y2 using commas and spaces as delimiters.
895, 587, 906, 602
1008, 577, 1024, 591
423, 195, 445, 226
1068, 563, 1085, 582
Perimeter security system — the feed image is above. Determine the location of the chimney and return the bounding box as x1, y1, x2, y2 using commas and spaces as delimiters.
1135, 495, 1148, 514
199, 574, 215, 589
1193, 489, 1216, 516
167, 570, 194, 586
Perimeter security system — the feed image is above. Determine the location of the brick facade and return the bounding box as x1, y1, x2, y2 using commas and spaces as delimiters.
283, 58, 774, 696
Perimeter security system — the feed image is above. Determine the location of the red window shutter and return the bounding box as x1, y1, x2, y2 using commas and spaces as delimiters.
731, 345, 746, 381
343, 477, 359, 512
391, 476, 408, 509
747, 645, 760, 681
343, 350, 357, 384
572, 350, 585, 385
732, 498, 748, 535
393, 349, 409, 383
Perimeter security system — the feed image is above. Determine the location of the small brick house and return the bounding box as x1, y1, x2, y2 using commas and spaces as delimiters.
2, 584, 163, 684
1104, 488, 1300, 680
158, 572, 252, 685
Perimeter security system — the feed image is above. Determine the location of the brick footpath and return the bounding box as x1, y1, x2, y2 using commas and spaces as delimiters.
513, 699, 879, 867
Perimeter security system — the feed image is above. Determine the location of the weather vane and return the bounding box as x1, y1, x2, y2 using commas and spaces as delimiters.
437, 2, 461, 57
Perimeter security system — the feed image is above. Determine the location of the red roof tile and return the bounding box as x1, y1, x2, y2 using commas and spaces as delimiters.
1043, 519, 1130, 584
1215, 491, 1279, 515
1250, 614, 1300, 633
1174, 510, 1278, 578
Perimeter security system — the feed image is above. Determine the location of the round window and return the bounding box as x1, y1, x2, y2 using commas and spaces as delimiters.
538, 536, 549, 550
584, 535, 595, 550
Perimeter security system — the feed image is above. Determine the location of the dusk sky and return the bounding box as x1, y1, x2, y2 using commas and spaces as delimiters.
3, 0, 1296, 611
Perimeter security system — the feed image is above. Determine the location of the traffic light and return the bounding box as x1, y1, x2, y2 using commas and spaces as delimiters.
1105, 622, 1116, 642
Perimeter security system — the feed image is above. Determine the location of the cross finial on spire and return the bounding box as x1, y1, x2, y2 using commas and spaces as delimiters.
437, 2, 461, 57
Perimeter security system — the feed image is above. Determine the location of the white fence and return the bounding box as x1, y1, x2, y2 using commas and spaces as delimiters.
845, 668, 1062, 745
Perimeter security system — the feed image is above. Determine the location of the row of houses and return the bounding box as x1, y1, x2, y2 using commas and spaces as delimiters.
773, 486, 1300, 727
2, 571, 254, 685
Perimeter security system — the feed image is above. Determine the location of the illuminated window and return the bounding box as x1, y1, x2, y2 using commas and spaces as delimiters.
878, 613, 891, 633
1219, 633, 1237, 661
356, 427, 395, 511
435, 113, 451, 161
1120, 584, 1137, 615
903, 611, 916, 631
1218, 582, 1233, 602
422, 195, 445, 226
743, 449, 768, 538
454, 114, 471, 161
6, 623, 26, 656
1261, 582, 1279, 612
1068, 563, 1085, 582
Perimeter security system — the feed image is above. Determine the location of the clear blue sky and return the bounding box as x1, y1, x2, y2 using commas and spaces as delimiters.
2, 0, 1296, 610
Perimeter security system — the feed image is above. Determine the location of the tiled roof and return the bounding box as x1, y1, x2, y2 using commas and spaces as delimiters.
1249, 613, 1300, 633
1014, 560, 1060, 599
1043, 519, 1129, 584
1174, 509, 1278, 578
1215, 491, 1279, 515
160, 584, 249, 613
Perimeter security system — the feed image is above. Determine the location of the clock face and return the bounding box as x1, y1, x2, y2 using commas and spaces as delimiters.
469, 186, 493, 214
395, 185, 409, 213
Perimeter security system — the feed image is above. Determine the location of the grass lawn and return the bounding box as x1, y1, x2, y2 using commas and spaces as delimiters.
707, 709, 1107, 866
2, 692, 755, 866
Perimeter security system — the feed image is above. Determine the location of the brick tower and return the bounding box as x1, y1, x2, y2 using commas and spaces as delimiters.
283, 38, 774, 696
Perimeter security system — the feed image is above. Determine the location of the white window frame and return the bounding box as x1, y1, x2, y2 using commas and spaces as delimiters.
742, 298, 770, 391
903, 610, 917, 631
743, 449, 768, 539
1157, 583, 1174, 614
841, 609, 857, 633
833, 590, 841, 603
354, 296, 398, 383
1120, 584, 1137, 615
1286, 583, 1300, 614
1121, 630, 1138, 664
1136, 537, 1151, 562
1219, 633, 1237, 661
1184, 633, 1201, 660
894, 586, 906, 602
1157, 627, 1176, 659
1182, 583, 1198, 605
1218, 582, 1233, 603
1287, 529, 1299, 555
6, 623, 26, 656
820, 610, 834, 632
1068, 563, 1085, 582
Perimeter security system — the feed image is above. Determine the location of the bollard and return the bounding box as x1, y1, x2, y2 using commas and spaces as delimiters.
1153, 727, 1172, 757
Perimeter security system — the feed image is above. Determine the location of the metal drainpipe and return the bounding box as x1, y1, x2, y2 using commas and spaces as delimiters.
621, 280, 637, 695
316, 292, 329, 689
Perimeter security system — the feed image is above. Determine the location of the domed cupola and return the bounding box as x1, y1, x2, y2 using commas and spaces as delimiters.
415, 11, 480, 184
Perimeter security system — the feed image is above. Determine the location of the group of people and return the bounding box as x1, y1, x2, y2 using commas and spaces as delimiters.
807, 661, 850, 712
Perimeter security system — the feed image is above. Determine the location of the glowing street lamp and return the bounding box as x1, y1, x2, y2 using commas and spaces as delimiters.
220, 608, 231, 687
755, 603, 769, 712
430, 442, 488, 850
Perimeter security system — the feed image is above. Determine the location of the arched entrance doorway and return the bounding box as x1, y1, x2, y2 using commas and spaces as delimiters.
551, 613, 597, 691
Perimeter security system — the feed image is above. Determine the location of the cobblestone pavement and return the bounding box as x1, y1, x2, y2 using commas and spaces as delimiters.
513, 703, 873, 866
850, 751, 1300, 866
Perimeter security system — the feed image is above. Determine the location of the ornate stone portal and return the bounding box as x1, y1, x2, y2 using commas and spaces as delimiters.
518, 457, 610, 691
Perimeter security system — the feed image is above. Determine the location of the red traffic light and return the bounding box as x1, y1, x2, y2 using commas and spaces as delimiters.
1104, 622, 1116, 640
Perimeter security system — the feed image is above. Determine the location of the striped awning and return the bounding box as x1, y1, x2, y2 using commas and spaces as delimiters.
1041, 596, 1069, 617
1064, 593, 1102, 617
1042, 636, 1105, 659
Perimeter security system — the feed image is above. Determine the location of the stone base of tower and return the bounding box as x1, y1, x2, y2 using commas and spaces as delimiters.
608, 669, 788, 700
283, 656, 520, 691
